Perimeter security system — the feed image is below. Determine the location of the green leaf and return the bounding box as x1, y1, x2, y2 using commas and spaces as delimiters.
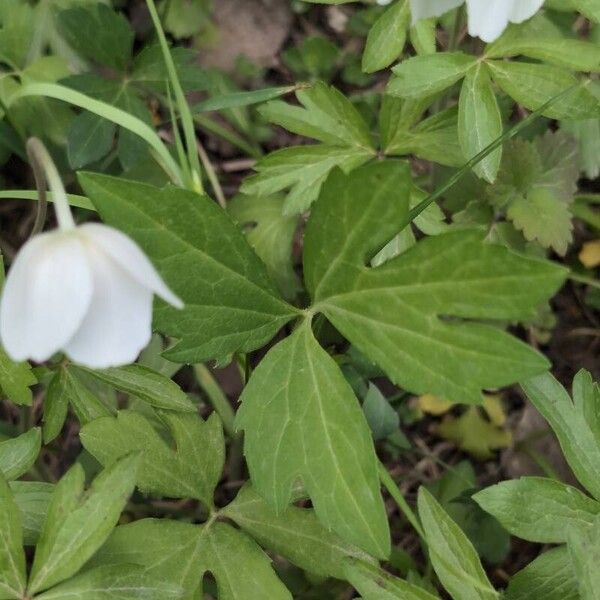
223, 484, 370, 580
418, 487, 497, 600
78, 173, 298, 363
193, 86, 296, 113
229, 194, 301, 300
241, 145, 374, 215
305, 163, 566, 404
74, 364, 195, 413
344, 559, 439, 599
575, 0, 600, 21
0, 347, 36, 406
28, 454, 140, 595
10, 481, 53, 546
0, 474, 26, 599
458, 63, 503, 183
56, 3, 133, 71
568, 514, 600, 600
0, 428, 41, 481
487, 60, 600, 120
80, 411, 224, 507
362, 383, 400, 440
67, 111, 116, 169
236, 319, 390, 559
260, 82, 374, 150
521, 370, 600, 501
362, 1, 410, 73
0, 0, 34, 68
43, 373, 69, 444
388, 52, 476, 99
475, 477, 600, 544
35, 565, 182, 600
92, 519, 292, 599
505, 547, 578, 600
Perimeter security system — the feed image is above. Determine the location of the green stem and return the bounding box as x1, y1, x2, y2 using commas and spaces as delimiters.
408, 82, 584, 224
378, 461, 426, 541
194, 363, 236, 436
570, 272, 600, 290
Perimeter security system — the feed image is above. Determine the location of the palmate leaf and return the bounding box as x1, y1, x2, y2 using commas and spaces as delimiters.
236, 318, 390, 559
78, 173, 299, 364
91, 519, 292, 600
305, 162, 567, 404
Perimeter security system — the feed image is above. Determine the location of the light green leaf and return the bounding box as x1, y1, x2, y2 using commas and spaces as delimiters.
28, 454, 140, 595
568, 514, 600, 600
521, 370, 600, 501
241, 145, 373, 215
363, 1, 410, 73
91, 519, 292, 600
0, 0, 34, 68
78, 173, 298, 363
74, 364, 195, 413
223, 484, 370, 580
35, 564, 182, 600
305, 163, 566, 404
575, 0, 600, 21
487, 60, 600, 120
0, 347, 36, 407
236, 319, 390, 559
10, 481, 53, 546
259, 82, 374, 150
388, 52, 476, 99
475, 477, 600, 544
363, 383, 400, 440
0, 428, 41, 481
344, 559, 439, 599
229, 194, 301, 300
80, 411, 224, 507
505, 547, 578, 600
67, 111, 116, 169
0, 474, 26, 599
43, 373, 69, 444
418, 487, 497, 600
458, 63, 503, 183
193, 86, 296, 113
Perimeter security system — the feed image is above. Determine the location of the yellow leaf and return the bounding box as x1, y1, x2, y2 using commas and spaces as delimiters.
483, 395, 506, 427
579, 240, 600, 269
418, 394, 453, 416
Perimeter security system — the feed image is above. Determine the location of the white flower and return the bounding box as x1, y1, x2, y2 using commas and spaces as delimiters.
0, 224, 183, 368
410, 0, 545, 42
0, 138, 182, 369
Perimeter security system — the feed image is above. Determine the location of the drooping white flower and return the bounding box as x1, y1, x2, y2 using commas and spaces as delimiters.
0, 139, 182, 369
409, 0, 545, 42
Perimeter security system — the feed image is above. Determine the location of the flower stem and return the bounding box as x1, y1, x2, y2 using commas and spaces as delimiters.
26, 138, 75, 231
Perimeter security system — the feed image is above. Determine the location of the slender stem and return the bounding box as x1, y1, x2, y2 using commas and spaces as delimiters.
408, 82, 584, 224
26, 141, 48, 238
197, 140, 227, 209
378, 461, 426, 541
26, 138, 74, 231
570, 272, 600, 290
194, 363, 236, 436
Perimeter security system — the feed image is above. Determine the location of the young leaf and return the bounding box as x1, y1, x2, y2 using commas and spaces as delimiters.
521, 370, 600, 501
505, 547, 578, 600
0, 347, 36, 406
74, 364, 195, 413
388, 52, 477, 99
362, 0, 410, 73
80, 411, 224, 507
78, 172, 299, 363
43, 373, 69, 444
305, 163, 567, 404
475, 477, 600, 544
344, 559, 439, 599
458, 63, 503, 183
35, 564, 182, 600
567, 515, 600, 600
487, 60, 600, 120
91, 519, 292, 599
0, 428, 41, 481
0, 474, 26, 599
28, 454, 140, 595
223, 484, 370, 580
236, 319, 390, 559
418, 487, 497, 600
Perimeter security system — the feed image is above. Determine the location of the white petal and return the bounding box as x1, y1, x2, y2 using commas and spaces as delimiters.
508, 0, 545, 23
64, 246, 153, 368
0, 232, 93, 363
410, 0, 464, 23
78, 223, 183, 309
466, 0, 511, 42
